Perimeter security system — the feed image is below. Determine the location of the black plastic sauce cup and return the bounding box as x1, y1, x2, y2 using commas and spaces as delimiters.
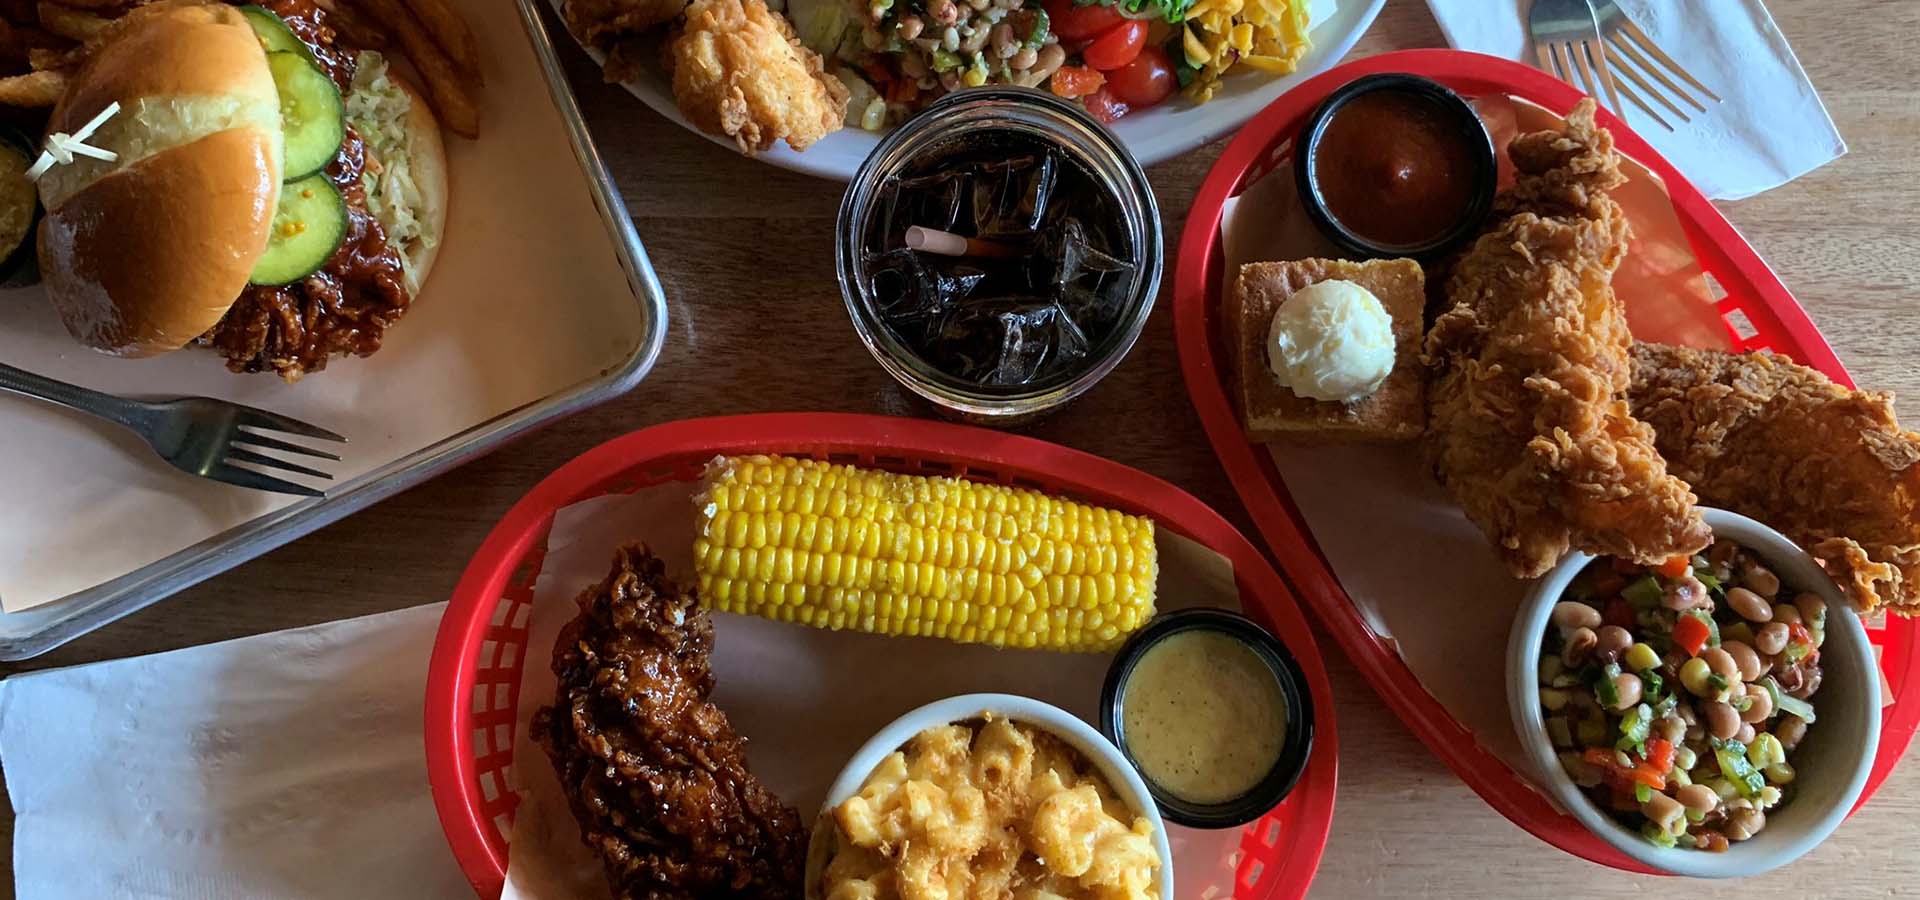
1100, 607, 1315, 829
1294, 72, 1497, 262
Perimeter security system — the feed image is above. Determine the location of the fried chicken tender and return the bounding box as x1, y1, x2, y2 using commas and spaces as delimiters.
1630, 342, 1920, 615
533, 545, 806, 900
1424, 100, 1710, 578
670, 0, 847, 154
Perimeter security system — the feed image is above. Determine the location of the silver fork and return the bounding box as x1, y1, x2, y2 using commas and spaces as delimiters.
1527, 0, 1625, 119
0, 362, 346, 497
1591, 0, 1722, 131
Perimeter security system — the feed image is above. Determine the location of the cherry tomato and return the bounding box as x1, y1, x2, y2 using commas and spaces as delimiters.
1105, 44, 1175, 106
1042, 0, 1125, 42
1049, 65, 1106, 99
1082, 19, 1147, 70
1081, 87, 1130, 123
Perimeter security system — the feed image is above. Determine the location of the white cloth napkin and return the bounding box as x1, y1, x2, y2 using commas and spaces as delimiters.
0, 603, 469, 900
1422, 0, 1843, 200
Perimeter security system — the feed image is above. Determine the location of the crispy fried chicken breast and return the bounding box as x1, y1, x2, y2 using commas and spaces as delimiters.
669, 0, 847, 154
1630, 342, 1920, 615
1423, 100, 1710, 577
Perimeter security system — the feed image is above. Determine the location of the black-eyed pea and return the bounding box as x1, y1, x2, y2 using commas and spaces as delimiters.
1723, 640, 1764, 681
1755, 622, 1790, 656
1702, 700, 1740, 740
1740, 683, 1773, 723
1776, 714, 1809, 750
1741, 562, 1782, 598
1724, 808, 1765, 841
1727, 587, 1772, 622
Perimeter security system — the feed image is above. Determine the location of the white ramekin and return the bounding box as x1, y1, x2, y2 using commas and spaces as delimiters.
1507, 508, 1880, 877
803, 693, 1175, 898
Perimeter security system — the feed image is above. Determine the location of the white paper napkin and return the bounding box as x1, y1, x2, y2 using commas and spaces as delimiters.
1423, 0, 1844, 200
0, 603, 470, 900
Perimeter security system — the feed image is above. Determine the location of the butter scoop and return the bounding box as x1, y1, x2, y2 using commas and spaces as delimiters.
1265, 278, 1396, 403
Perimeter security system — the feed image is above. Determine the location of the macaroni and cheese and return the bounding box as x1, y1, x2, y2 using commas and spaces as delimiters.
820, 715, 1161, 900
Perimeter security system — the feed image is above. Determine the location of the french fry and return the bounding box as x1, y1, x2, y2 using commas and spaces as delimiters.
403, 0, 478, 84
0, 67, 66, 104
37, 1, 110, 41
356, 0, 477, 137
27, 44, 79, 69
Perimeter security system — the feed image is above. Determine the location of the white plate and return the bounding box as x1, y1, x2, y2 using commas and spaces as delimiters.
552, 0, 1385, 179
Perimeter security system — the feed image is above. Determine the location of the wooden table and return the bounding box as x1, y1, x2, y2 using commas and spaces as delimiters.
4, 1, 1916, 896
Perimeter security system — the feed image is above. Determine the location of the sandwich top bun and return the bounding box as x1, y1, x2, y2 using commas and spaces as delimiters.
37, 3, 284, 357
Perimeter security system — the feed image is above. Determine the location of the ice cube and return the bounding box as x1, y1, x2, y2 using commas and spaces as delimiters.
867, 248, 987, 342
876, 170, 966, 242
1048, 217, 1133, 289
970, 152, 1058, 237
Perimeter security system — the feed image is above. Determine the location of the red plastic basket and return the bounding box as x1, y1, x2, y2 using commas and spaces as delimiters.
1173, 48, 1920, 874
424, 412, 1340, 898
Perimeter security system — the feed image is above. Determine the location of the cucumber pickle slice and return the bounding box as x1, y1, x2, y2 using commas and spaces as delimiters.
267, 51, 345, 181
240, 5, 315, 62
250, 174, 347, 286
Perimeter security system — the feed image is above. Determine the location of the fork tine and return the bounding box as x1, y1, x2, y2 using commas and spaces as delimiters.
1541, 40, 1570, 83
1609, 32, 1707, 114
1617, 16, 1721, 103
1532, 40, 1553, 75
231, 429, 343, 461
1582, 35, 1625, 115
234, 407, 346, 443
206, 462, 325, 497
225, 446, 334, 481
1609, 38, 1692, 121
1611, 73, 1676, 132
1566, 39, 1601, 97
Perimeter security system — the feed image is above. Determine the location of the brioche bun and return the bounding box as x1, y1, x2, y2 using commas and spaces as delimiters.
37, 3, 284, 357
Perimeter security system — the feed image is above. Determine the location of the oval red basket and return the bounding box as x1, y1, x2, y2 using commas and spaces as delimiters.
1173, 48, 1920, 873
424, 412, 1339, 898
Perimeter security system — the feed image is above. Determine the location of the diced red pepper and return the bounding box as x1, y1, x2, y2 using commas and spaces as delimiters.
1050, 65, 1106, 99
1590, 572, 1627, 596
1673, 612, 1710, 657
1657, 555, 1693, 578
1603, 597, 1635, 629
1584, 742, 1671, 791
862, 61, 893, 85
1645, 738, 1675, 774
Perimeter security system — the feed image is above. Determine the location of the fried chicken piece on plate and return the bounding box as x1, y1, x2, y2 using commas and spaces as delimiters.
1424, 100, 1710, 578
563, 0, 689, 47
533, 544, 806, 900
1630, 342, 1920, 615
670, 0, 848, 154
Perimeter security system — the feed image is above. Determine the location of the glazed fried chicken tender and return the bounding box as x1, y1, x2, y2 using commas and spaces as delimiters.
670, 0, 848, 154
1424, 100, 1709, 578
533, 545, 806, 900
1630, 342, 1920, 615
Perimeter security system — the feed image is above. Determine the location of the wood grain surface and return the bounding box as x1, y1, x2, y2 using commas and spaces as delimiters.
3, 1, 1917, 897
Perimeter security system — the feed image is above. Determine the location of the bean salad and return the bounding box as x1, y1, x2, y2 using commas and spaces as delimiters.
1538, 539, 1827, 851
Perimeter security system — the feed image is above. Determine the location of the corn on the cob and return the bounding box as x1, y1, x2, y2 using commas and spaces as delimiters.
693, 455, 1158, 652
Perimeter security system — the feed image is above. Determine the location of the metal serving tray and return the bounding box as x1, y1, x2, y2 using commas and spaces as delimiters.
0, 0, 667, 659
